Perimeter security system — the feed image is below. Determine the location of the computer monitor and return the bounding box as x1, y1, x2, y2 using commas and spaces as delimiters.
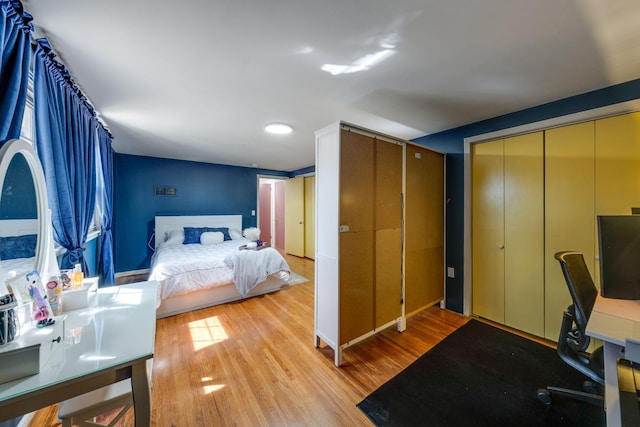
597, 215, 640, 300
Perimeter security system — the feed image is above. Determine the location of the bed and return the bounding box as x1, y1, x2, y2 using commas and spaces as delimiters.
149, 215, 290, 318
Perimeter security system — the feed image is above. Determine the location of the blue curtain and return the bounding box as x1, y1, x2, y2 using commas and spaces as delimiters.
33, 40, 97, 273
0, 0, 31, 145
97, 126, 115, 286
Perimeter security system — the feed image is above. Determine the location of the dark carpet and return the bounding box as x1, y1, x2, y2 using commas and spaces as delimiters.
357, 320, 605, 427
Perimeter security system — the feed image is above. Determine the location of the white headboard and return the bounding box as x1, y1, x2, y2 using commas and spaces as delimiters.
0, 219, 38, 237
154, 215, 243, 250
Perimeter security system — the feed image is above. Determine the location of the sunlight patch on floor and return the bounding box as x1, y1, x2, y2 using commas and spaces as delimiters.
189, 315, 228, 351
201, 377, 225, 394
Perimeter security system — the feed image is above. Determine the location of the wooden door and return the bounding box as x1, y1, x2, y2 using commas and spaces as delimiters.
405, 145, 445, 315
472, 138, 505, 323
274, 181, 285, 250
285, 177, 305, 256
339, 129, 374, 344
503, 132, 544, 337
304, 176, 315, 260
374, 139, 402, 328
544, 122, 595, 340
259, 182, 272, 245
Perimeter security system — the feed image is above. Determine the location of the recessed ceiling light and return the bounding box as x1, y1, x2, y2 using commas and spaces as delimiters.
264, 122, 293, 134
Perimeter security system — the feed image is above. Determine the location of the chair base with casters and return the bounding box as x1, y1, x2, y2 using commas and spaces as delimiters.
537, 308, 605, 407
538, 251, 605, 408
537, 384, 604, 406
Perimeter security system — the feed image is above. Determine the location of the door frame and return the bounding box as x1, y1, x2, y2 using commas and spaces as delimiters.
257, 175, 287, 248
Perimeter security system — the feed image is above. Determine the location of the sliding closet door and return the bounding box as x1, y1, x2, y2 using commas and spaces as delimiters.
595, 112, 640, 285
503, 132, 544, 337
374, 139, 402, 328
595, 112, 640, 216
472, 133, 543, 336
472, 138, 505, 324
339, 130, 374, 344
544, 122, 595, 340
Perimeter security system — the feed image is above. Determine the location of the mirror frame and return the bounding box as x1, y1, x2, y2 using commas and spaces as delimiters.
0, 138, 52, 279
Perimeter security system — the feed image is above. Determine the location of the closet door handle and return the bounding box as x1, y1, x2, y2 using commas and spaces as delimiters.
498, 245, 505, 249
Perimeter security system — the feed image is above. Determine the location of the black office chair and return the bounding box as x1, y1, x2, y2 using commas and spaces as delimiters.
537, 251, 605, 406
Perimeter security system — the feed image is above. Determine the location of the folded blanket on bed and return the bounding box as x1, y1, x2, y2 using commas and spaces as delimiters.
224, 248, 290, 296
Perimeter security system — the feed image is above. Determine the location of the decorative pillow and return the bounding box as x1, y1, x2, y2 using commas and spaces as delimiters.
0, 234, 37, 260
243, 227, 261, 241
200, 231, 224, 245
229, 228, 243, 240
164, 229, 184, 245
183, 227, 209, 244
206, 227, 231, 241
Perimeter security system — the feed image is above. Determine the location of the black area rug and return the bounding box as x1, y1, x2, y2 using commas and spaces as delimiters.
357, 320, 605, 427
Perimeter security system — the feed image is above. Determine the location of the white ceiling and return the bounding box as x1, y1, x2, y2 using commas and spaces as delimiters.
21, 0, 640, 172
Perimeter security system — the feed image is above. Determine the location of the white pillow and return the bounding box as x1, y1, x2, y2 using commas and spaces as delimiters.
243, 227, 261, 241
229, 228, 243, 240
164, 229, 184, 245
200, 231, 224, 245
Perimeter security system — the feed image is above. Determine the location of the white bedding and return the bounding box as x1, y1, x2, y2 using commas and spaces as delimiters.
149, 238, 290, 300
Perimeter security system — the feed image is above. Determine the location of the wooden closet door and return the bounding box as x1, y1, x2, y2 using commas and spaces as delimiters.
339, 130, 374, 344
472, 138, 505, 323
503, 132, 544, 337
405, 145, 444, 315
544, 122, 595, 340
374, 139, 402, 328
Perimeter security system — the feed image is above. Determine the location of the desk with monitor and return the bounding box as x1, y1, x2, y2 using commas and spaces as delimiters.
585, 215, 640, 426
586, 296, 640, 426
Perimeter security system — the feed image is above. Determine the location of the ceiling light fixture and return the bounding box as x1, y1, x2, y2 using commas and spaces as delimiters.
264, 122, 293, 134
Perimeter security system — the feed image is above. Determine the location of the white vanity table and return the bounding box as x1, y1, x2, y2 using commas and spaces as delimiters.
0, 280, 158, 426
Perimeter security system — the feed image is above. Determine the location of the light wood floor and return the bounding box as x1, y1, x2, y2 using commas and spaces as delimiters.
26, 253, 469, 426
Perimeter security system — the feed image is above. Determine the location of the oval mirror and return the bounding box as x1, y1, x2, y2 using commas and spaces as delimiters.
0, 139, 52, 294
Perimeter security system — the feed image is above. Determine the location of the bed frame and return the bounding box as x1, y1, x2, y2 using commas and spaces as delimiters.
153, 215, 283, 318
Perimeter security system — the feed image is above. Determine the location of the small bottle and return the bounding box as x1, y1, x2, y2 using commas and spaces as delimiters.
72, 264, 84, 289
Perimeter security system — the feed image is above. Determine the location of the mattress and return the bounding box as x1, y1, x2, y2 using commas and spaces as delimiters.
149, 238, 289, 300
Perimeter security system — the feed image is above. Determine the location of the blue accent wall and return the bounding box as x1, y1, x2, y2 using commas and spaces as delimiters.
0, 153, 37, 219
412, 78, 640, 313
113, 154, 289, 273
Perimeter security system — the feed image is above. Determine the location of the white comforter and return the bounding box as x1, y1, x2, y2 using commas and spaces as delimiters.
149, 239, 290, 299
223, 247, 290, 296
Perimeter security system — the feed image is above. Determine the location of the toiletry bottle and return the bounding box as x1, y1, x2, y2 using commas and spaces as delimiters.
72, 264, 84, 289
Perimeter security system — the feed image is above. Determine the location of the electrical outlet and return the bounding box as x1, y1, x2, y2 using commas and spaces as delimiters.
251, 210, 255, 216
447, 267, 455, 278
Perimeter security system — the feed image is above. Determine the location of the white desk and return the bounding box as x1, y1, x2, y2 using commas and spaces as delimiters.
0, 281, 158, 426
586, 295, 640, 427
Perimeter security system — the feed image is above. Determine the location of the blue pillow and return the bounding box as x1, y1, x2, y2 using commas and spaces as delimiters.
183, 226, 232, 244
183, 227, 208, 244
0, 234, 37, 260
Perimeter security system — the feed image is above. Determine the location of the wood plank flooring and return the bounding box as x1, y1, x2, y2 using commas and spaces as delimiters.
25, 253, 468, 426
